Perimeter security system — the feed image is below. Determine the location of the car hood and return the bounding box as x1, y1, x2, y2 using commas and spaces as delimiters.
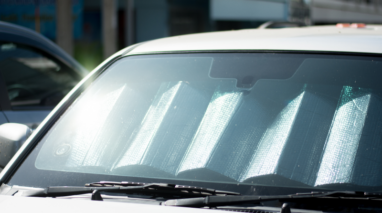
0, 195, 214, 213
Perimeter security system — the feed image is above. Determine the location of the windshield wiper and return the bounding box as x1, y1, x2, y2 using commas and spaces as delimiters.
20, 181, 240, 201
164, 191, 382, 207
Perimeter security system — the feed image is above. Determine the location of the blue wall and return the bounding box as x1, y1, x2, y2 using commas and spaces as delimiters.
0, 0, 83, 40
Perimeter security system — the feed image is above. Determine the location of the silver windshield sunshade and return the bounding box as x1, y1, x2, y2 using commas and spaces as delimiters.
114, 81, 212, 175
316, 86, 382, 187
240, 91, 306, 182
176, 83, 243, 176
31, 55, 382, 190
204, 97, 276, 181
64, 85, 126, 168
239, 85, 340, 186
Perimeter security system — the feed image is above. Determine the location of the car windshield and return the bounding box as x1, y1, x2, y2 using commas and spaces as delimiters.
8, 53, 382, 195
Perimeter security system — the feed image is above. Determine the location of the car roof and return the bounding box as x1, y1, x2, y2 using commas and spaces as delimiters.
0, 21, 87, 75
127, 25, 382, 55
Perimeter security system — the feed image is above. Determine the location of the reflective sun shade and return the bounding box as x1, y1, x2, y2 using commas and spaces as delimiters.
21, 53, 382, 192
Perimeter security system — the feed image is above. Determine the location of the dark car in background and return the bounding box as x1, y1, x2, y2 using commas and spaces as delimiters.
0, 21, 87, 129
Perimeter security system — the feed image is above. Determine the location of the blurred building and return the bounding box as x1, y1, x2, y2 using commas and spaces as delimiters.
1, 0, 382, 69
82, 0, 382, 60
81, 0, 307, 49
310, 0, 382, 25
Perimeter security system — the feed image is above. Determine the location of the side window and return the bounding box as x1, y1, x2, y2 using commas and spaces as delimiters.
0, 42, 79, 109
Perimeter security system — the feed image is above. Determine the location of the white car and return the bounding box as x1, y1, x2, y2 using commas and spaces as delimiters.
0, 24, 381, 213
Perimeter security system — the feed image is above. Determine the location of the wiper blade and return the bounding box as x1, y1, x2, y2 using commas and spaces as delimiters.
85, 181, 146, 187
164, 191, 382, 207
85, 181, 239, 196
24, 181, 239, 201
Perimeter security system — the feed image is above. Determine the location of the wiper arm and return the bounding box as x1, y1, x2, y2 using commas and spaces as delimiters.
164, 191, 382, 207
22, 181, 240, 201
86, 181, 239, 196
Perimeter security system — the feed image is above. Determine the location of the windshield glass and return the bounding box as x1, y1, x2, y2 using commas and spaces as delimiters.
8, 53, 382, 194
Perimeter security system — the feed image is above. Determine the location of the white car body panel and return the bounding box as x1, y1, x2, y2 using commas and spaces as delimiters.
0, 195, 320, 213
0, 195, 214, 213
128, 26, 382, 55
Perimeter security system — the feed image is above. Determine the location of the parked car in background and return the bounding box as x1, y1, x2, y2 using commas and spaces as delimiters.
0, 21, 87, 129
0, 24, 381, 212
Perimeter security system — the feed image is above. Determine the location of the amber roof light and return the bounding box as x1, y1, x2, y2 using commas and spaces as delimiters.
336, 23, 350, 28
336, 23, 366, 28
350, 23, 366, 28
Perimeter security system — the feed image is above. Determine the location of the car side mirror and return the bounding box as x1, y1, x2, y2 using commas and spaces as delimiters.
0, 123, 32, 169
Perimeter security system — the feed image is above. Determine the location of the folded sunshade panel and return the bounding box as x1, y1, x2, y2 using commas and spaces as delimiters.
203, 97, 276, 181
64, 84, 127, 167
240, 86, 339, 186
35, 82, 159, 171
239, 91, 305, 181
315, 86, 382, 187
115, 81, 210, 173
84, 83, 161, 169
139, 82, 211, 175
176, 84, 243, 177
275, 88, 339, 186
